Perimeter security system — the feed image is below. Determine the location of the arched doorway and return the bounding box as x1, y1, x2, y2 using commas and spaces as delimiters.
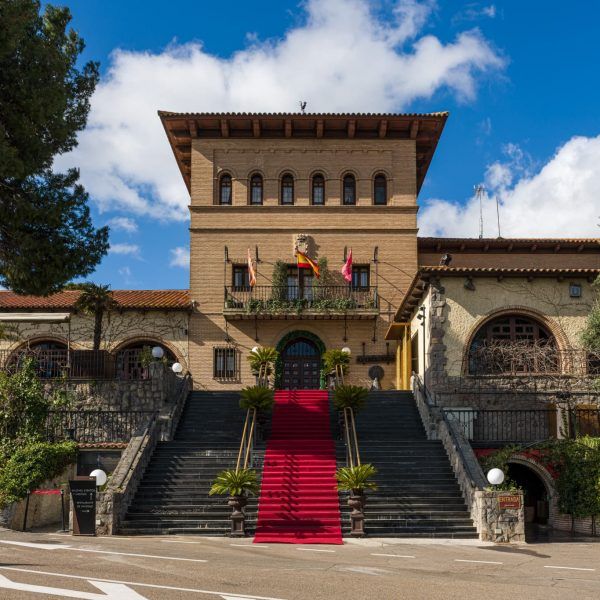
507, 461, 552, 541
115, 340, 177, 380
280, 337, 322, 390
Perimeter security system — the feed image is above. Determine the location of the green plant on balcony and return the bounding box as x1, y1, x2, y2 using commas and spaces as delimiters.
271, 260, 289, 302
332, 384, 369, 413
239, 386, 275, 411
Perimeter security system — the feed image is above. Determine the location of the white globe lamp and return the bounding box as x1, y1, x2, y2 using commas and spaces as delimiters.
341, 347, 351, 355
171, 362, 183, 374
90, 469, 107, 487
151, 346, 164, 359
251, 346, 260, 354
487, 468, 505, 486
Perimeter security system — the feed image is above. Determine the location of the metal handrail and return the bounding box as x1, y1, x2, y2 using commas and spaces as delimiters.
335, 364, 345, 386
236, 408, 257, 472
343, 407, 361, 468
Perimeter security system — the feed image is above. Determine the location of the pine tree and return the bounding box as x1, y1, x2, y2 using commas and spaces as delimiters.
0, 1, 108, 295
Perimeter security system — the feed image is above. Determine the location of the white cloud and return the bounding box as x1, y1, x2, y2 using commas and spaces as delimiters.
419, 134, 600, 238
107, 216, 138, 233
453, 4, 496, 23
55, 0, 504, 221
170, 247, 190, 269
110, 243, 141, 257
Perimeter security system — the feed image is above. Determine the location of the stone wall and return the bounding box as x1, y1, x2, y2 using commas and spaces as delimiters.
48, 363, 181, 412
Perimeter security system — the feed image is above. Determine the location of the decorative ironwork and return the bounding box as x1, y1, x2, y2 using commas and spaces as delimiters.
224, 285, 378, 315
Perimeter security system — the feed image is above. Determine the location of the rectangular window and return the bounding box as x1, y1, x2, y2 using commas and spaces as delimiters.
232, 265, 250, 290
352, 265, 370, 289
411, 333, 419, 376
213, 347, 238, 379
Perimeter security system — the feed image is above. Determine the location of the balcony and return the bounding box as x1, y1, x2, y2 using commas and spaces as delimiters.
223, 285, 379, 320
443, 408, 600, 447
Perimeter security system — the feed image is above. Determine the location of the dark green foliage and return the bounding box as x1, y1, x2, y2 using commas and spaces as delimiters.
0, 357, 47, 440
333, 384, 369, 412
69, 283, 117, 349
239, 386, 275, 411
336, 464, 378, 492
271, 260, 289, 302
209, 468, 259, 497
0, 440, 76, 506
0, 1, 108, 294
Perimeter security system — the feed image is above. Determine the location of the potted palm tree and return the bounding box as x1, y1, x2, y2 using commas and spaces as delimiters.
209, 468, 259, 536
336, 464, 378, 537
322, 349, 350, 387
332, 384, 369, 413
240, 385, 275, 439
247, 347, 278, 386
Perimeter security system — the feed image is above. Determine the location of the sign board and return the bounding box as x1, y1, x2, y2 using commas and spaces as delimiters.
69, 478, 96, 536
498, 494, 521, 510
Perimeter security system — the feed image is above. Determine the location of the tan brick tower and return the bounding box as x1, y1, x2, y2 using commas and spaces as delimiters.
160, 112, 447, 389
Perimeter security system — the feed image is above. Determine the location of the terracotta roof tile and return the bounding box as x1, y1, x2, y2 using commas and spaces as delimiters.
0, 290, 191, 311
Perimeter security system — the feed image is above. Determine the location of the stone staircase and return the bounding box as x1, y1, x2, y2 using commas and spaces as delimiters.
120, 391, 265, 535
337, 391, 478, 538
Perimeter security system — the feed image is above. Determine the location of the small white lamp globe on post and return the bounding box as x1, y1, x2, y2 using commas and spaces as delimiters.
341, 347, 351, 355
487, 468, 505, 486
251, 346, 260, 355
90, 469, 107, 488
171, 362, 183, 374
151, 346, 164, 360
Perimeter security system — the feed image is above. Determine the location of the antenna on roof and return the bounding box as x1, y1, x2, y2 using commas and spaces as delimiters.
299, 101, 307, 114
475, 184, 485, 239
495, 192, 502, 239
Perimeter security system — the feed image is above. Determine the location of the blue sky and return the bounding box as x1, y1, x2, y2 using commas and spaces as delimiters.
49, 0, 600, 290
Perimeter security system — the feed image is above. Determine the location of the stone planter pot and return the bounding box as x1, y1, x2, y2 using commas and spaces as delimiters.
228, 495, 248, 537
348, 490, 366, 537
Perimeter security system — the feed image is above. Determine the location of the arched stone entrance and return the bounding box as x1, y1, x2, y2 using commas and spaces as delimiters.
275, 331, 325, 390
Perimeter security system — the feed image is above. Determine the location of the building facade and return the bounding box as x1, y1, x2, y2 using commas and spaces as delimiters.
159, 111, 447, 390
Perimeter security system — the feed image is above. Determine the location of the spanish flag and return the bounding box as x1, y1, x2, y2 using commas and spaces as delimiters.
296, 251, 320, 278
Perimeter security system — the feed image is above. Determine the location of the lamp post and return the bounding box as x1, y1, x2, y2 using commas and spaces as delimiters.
151, 346, 164, 359
487, 468, 505, 486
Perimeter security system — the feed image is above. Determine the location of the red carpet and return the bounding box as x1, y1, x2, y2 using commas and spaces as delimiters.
254, 390, 343, 544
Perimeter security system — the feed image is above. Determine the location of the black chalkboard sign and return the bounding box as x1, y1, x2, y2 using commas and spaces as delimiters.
69, 478, 96, 536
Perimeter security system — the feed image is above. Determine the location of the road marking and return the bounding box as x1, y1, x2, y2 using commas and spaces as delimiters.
0, 540, 206, 563
455, 559, 503, 565
371, 553, 415, 559
0, 566, 287, 600
231, 544, 270, 548
0, 573, 147, 599
544, 565, 596, 572
161, 540, 203, 545
296, 548, 336, 553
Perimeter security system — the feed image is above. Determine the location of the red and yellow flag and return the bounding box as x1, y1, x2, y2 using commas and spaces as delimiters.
296, 251, 320, 278
247, 248, 257, 287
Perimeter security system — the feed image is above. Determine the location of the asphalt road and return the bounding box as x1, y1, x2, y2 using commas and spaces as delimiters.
0, 529, 599, 600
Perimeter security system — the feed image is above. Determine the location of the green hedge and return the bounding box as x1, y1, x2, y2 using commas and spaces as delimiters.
0, 440, 77, 507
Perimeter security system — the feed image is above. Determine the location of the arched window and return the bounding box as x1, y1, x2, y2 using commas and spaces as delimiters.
280, 173, 294, 205
219, 174, 232, 205
8, 340, 68, 379
468, 315, 556, 375
311, 174, 325, 205
249, 173, 263, 205
373, 173, 387, 205
116, 340, 177, 380
343, 174, 356, 205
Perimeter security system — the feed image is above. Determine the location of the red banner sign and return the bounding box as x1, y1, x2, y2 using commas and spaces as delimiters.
498, 494, 521, 509
32, 489, 62, 495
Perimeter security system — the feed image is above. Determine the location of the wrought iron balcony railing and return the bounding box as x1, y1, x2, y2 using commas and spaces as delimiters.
224, 285, 378, 317
442, 407, 600, 445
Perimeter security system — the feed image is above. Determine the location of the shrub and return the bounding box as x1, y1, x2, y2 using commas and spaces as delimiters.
209, 468, 259, 497
239, 386, 275, 411
0, 440, 77, 507
333, 384, 369, 412
336, 464, 378, 493
322, 349, 350, 376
